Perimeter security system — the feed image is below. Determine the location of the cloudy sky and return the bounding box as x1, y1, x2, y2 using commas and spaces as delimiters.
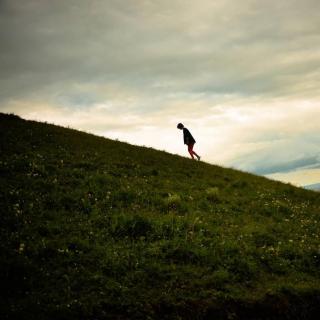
1, 0, 320, 186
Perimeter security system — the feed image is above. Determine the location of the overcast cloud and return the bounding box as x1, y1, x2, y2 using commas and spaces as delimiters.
1, 0, 320, 185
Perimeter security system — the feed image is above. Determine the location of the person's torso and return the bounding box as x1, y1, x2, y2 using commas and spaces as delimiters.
183, 128, 195, 143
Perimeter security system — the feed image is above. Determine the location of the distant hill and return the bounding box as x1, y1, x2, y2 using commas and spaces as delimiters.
1, 113, 320, 320
304, 183, 320, 191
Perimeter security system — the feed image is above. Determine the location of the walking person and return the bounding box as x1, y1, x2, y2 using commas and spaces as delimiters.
177, 123, 201, 160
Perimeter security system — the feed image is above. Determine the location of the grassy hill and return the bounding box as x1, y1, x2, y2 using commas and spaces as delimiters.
1, 112, 319, 319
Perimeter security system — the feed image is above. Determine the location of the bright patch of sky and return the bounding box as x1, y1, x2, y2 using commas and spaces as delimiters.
1, 0, 320, 186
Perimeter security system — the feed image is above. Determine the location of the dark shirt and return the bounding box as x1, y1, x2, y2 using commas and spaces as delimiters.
183, 128, 196, 145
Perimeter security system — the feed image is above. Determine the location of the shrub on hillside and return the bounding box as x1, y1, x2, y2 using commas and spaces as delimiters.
165, 193, 181, 207
206, 187, 220, 203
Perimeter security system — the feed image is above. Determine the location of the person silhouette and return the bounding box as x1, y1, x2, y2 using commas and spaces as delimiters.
177, 123, 201, 160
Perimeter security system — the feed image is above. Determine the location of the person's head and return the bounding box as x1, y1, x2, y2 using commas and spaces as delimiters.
177, 123, 184, 130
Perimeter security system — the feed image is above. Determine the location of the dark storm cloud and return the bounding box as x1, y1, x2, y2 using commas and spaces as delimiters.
254, 156, 320, 175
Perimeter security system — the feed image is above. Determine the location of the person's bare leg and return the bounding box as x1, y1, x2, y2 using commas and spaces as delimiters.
188, 144, 195, 159
193, 151, 200, 161
188, 144, 200, 160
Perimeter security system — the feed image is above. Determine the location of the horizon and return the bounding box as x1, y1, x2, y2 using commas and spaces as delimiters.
1, 0, 319, 186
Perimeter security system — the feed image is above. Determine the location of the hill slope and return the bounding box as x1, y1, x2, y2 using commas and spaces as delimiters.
1, 113, 320, 319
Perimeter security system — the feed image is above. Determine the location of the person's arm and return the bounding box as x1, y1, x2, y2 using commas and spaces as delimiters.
183, 129, 189, 145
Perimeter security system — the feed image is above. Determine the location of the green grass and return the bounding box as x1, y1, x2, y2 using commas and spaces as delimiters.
0, 113, 319, 319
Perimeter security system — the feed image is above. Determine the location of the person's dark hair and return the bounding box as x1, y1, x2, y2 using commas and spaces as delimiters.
177, 123, 184, 129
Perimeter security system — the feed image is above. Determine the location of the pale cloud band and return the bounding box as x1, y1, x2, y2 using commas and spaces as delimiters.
1, 0, 320, 186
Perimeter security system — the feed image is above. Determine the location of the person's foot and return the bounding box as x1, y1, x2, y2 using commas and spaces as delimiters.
197, 155, 201, 161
